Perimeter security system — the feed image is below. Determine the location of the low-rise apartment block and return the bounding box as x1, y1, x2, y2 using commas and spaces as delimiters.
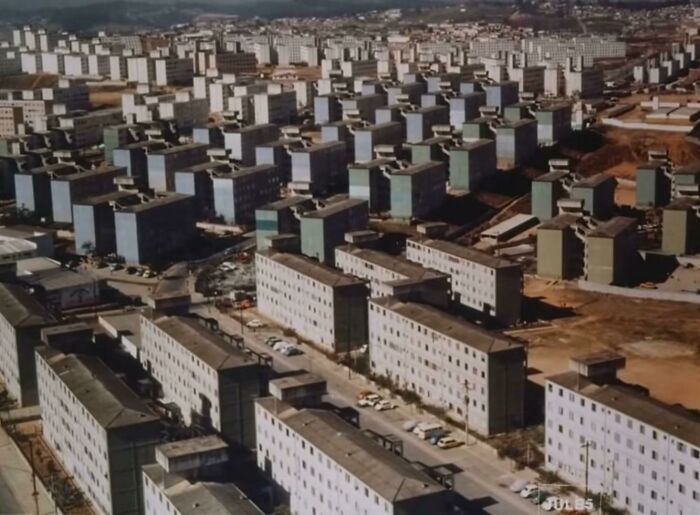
256, 250, 368, 353
368, 297, 525, 435
406, 237, 522, 325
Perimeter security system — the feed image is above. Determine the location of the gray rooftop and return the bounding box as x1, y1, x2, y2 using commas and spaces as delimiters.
258, 250, 366, 288
548, 371, 700, 448
0, 282, 55, 328
573, 173, 615, 188
538, 213, 581, 231
301, 198, 367, 219
257, 398, 446, 503
391, 161, 445, 177
588, 216, 636, 238
37, 348, 158, 429
336, 245, 446, 282
115, 193, 191, 213
534, 171, 569, 183
157, 435, 228, 460
371, 296, 523, 354
153, 316, 255, 371
256, 196, 312, 212
410, 236, 519, 269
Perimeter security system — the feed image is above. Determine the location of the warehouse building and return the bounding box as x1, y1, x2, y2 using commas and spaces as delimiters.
335, 244, 449, 308
546, 351, 700, 515
140, 315, 269, 448
300, 198, 369, 264
369, 297, 525, 435
37, 348, 160, 515
256, 250, 368, 353
0, 282, 55, 406
406, 237, 522, 325
255, 392, 454, 515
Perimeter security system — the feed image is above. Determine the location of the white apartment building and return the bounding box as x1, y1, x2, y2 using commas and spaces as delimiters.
255, 396, 454, 515
0, 105, 23, 137
405, 237, 522, 326
546, 352, 700, 515
255, 250, 368, 353
155, 57, 194, 86
140, 315, 267, 448
0, 283, 55, 406
368, 297, 525, 435
37, 348, 160, 515
334, 244, 449, 308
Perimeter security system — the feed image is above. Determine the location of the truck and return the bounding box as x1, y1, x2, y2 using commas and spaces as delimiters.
413, 422, 446, 441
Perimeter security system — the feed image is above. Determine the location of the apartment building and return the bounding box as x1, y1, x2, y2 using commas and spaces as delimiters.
0, 282, 55, 406
546, 352, 700, 515
256, 250, 368, 353
368, 297, 525, 435
211, 164, 281, 225
37, 348, 160, 515
255, 396, 454, 515
335, 244, 449, 307
140, 315, 269, 448
155, 57, 194, 86
405, 237, 522, 325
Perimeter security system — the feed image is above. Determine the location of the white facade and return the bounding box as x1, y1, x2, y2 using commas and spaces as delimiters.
368, 297, 525, 435
37, 349, 159, 515
255, 250, 367, 353
546, 368, 700, 515
255, 397, 451, 515
405, 237, 522, 325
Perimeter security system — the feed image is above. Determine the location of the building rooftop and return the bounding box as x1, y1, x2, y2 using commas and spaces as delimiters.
38, 348, 158, 429
456, 139, 494, 151
257, 195, 312, 212
674, 162, 700, 177
115, 193, 191, 213
141, 468, 263, 515
301, 198, 367, 219
539, 213, 581, 230
665, 197, 700, 211
258, 250, 366, 288
588, 216, 636, 238
157, 435, 228, 460
410, 236, 519, 269
152, 143, 208, 156
0, 282, 55, 328
534, 171, 569, 183
176, 161, 230, 175
573, 173, 615, 188
73, 190, 139, 207
257, 398, 446, 503
269, 372, 326, 391
391, 161, 445, 177
336, 245, 446, 282
153, 316, 255, 371
371, 296, 523, 354
548, 371, 700, 448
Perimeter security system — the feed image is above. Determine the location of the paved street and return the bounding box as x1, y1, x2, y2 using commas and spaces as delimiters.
196, 306, 541, 515
0, 424, 53, 515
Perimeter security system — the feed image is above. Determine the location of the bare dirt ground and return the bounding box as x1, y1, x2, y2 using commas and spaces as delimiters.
516, 276, 700, 409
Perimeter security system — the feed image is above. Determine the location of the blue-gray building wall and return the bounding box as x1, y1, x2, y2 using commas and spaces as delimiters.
449, 93, 486, 128
15, 174, 52, 218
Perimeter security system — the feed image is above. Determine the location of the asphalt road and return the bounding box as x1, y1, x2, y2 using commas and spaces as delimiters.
199, 307, 541, 515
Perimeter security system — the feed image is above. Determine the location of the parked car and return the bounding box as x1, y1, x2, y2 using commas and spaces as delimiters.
402, 420, 418, 432
246, 319, 265, 328
265, 336, 281, 346
436, 436, 463, 449
273, 341, 291, 352
374, 400, 396, 411
509, 479, 529, 493
519, 484, 539, 499
282, 346, 303, 357
357, 394, 382, 408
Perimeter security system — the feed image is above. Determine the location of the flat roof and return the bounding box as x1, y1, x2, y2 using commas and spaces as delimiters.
456, 139, 494, 151
0, 282, 55, 328
588, 216, 636, 238
175, 162, 230, 174
140, 468, 263, 515
73, 190, 139, 207
115, 193, 191, 213
534, 171, 569, 183
548, 371, 700, 448
392, 161, 444, 177
539, 213, 581, 230
371, 296, 523, 354
675, 163, 700, 176
301, 198, 367, 219
157, 435, 228, 459
257, 196, 312, 212
665, 197, 700, 211
258, 250, 365, 288
410, 236, 519, 269
336, 245, 446, 282
269, 372, 326, 391
153, 316, 255, 371
573, 173, 615, 188
257, 398, 446, 503
37, 348, 158, 429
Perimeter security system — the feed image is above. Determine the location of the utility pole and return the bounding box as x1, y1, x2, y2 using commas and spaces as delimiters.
582, 440, 590, 500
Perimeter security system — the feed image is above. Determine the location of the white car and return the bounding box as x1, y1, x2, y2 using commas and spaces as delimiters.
374, 400, 396, 411
273, 341, 291, 352
436, 436, 463, 449
246, 319, 265, 328
519, 484, 539, 499
357, 394, 382, 408
509, 479, 529, 493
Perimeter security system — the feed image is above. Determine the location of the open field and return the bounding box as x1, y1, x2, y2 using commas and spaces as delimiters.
518, 276, 700, 410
